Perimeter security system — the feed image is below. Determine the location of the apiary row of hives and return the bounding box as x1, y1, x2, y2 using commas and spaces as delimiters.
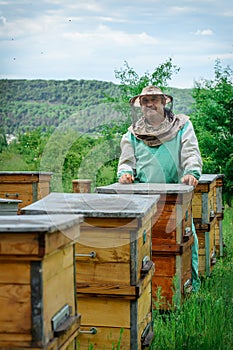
0, 172, 224, 349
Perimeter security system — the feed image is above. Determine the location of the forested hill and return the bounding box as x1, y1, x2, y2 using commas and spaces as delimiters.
0, 79, 194, 135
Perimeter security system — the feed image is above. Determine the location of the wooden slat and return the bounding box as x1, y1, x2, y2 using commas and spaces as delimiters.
75, 228, 131, 256
76, 261, 130, 285
0, 284, 31, 333
0, 173, 52, 183
44, 227, 79, 255
0, 261, 30, 284
137, 282, 151, 326
0, 233, 39, 256
77, 263, 154, 298
77, 326, 130, 350
152, 235, 193, 254
76, 283, 137, 297
180, 247, 192, 279
83, 216, 141, 230
152, 255, 175, 277
77, 296, 131, 328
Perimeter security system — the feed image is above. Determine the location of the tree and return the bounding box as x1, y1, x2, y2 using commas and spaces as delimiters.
105, 58, 180, 126
0, 128, 7, 153
114, 58, 180, 101
191, 60, 233, 205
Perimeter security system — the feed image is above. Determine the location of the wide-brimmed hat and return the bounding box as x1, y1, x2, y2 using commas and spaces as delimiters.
130, 86, 173, 107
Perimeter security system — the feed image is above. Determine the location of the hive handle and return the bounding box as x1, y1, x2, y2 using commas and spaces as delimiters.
79, 327, 97, 335
5, 193, 19, 198
75, 251, 96, 258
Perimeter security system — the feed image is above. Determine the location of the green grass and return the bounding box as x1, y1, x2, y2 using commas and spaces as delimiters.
150, 206, 233, 350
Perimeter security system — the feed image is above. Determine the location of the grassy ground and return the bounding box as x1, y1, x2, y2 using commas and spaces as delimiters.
150, 206, 233, 350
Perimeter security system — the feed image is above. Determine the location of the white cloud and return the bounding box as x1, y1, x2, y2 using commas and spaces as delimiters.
98, 16, 126, 23
63, 25, 159, 47
208, 53, 233, 60
195, 29, 214, 36
0, 15, 7, 24
44, 0, 103, 12
169, 6, 197, 14
221, 10, 233, 17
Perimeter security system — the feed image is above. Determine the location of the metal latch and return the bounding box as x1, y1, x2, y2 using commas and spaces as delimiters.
210, 209, 215, 219
143, 229, 147, 244
141, 322, 154, 348
184, 227, 193, 240
183, 279, 193, 294
141, 256, 154, 277
142, 255, 149, 268
51, 304, 71, 332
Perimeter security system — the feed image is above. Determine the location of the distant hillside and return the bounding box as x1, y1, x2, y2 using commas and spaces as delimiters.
0, 79, 194, 135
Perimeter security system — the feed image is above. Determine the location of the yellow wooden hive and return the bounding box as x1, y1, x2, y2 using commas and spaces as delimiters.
96, 183, 194, 309
0, 214, 83, 349
22, 192, 160, 350
192, 174, 224, 275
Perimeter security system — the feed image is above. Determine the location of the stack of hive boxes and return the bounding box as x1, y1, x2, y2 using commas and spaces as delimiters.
22, 192, 160, 350
192, 174, 224, 276
96, 183, 195, 309
0, 214, 83, 349
214, 174, 224, 257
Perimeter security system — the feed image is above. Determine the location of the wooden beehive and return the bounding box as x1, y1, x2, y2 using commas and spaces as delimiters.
192, 174, 218, 225
215, 217, 224, 258
193, 174, 224, 274
72, 179, 92, 193
195, 218, 217, 276
215, 174, 224, 257
0, 214, 83, 349
0, 171, 52, 212
152, 237, 193, 308
22, 192, 160, 350
96, 183, 194, 308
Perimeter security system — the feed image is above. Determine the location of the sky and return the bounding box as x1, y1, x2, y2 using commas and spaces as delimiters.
0, 0, 232, 88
